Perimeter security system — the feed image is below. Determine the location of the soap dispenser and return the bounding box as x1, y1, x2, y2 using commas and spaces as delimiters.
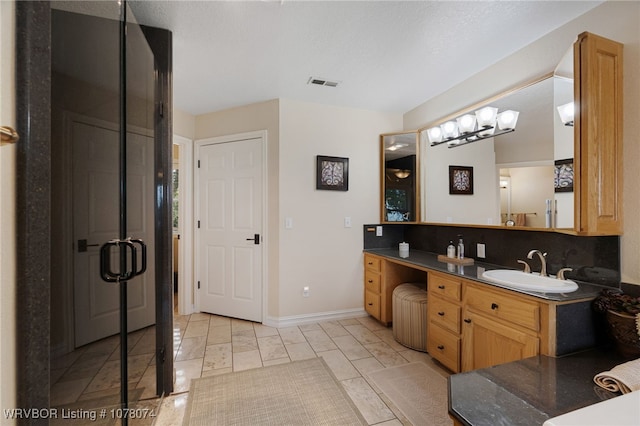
447, 241, 456, 258
457, 235, 465, 259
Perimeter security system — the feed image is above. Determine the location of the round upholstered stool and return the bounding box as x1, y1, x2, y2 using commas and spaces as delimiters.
392, 283, 428, 352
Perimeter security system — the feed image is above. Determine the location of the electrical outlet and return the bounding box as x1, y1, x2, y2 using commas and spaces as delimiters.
285, 217, 293, 229
344, 216, 352, 228
477, 243, 486, 259
376, 226, 383, 237
303, 286, 310, 297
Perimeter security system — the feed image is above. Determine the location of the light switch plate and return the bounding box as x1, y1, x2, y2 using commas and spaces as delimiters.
376, 226, 383, 236
477, 243, 486, 258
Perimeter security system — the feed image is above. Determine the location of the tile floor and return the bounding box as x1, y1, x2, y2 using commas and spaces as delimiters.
51, 308, 450, 425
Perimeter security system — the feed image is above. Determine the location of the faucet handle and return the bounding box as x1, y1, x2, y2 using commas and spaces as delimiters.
557, 268, 572, 280
517, 260, 531, 273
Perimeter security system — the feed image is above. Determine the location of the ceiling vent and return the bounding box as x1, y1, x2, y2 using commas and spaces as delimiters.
308, 77, 340, 87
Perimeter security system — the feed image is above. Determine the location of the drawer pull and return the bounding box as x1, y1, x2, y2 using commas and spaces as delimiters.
438, 285, 445, 289
464, 318, 472, 323
368, 303, 373, 306
368, 261, 373, 265
491, 303, 499, 310
437, 345, 445, 350
438, 311, 445, 316
368, 279, 373, 283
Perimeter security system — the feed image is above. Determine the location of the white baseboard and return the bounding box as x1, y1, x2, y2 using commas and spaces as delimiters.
264, 308, 368, 328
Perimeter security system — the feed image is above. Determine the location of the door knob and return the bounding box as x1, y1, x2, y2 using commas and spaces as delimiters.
246, 234, 260, 245
78, 239, 100, 252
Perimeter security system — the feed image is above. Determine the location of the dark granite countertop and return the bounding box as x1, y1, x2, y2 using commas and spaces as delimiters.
364, 248, 606, 302
448, 349, 629, 426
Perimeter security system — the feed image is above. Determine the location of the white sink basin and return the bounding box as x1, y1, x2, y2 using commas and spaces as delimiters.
481, 269, 578, 293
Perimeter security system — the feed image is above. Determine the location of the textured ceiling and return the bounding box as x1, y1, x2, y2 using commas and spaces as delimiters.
128, 0, 602, 116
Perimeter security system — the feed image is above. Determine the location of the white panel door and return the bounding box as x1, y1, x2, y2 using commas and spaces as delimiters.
72, 120, 155, 347
196, 137, 263, 322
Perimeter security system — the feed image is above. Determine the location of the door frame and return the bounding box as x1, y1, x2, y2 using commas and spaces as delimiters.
173, 135, 195, 315
194, 130, 268, 323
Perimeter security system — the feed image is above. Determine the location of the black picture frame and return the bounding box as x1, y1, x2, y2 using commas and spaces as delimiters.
316, 155, 349, 191
554, 158, 574, 193
449, 165, 474, 195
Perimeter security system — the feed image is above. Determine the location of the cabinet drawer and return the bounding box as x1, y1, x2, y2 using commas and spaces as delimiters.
365, 290, 380, 319
428, 295, 461, 334
364, 270, 381, 293
364, 254, 381, 273
465, 285, 540, 331
428, 272, 462, 301
427, 323, 460, 373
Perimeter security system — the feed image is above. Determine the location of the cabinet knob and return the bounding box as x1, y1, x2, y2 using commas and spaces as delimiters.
491, 303, 499, 310
438, 311, 445, 316
368, 279, 373, 283
438, 285, 445, 289
437, 345, 445, 350
368, 262, 373, 265
464, 318, 471, 323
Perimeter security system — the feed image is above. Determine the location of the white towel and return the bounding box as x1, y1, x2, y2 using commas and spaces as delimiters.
594, 358, 640, 394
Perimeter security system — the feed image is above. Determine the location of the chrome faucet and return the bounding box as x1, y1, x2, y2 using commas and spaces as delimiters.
527, 249, 548, 277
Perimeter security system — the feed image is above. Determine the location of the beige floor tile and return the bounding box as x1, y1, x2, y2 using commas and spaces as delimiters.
338, 318, 362, 326
341, 377, 395, 425
263, 357, 291, 367
50, 377, 92, 406
231, 318, 254, 332
203, 343, 232, 371
174, 358, 204, 393
153, 393, 189, 426
201, 367, 233, 377
364, 341, 409, 367
332, 334, 372, 360
206, 323, 231, 345
130, 328, 157, 356
302, 328, 338, 352
257, 335, 288, 361
253, 323, 279, 338
285, 342, 317, 361
344, 323, 383, 345
175, 336, 207, 361
183, 319, 210, 338
58, 353, 111, 383
319, 349, 361, 381
209, 315, 231, 327
189, 312, 211, 322
299, 323, 322, 331
357, 315, 389, 331
232, 349, 262, 371
231, 329, 258, 352
319, 320, 350, 338
374, 328, 409, 352
278, 326, 306, 344
136, 365, 159, 400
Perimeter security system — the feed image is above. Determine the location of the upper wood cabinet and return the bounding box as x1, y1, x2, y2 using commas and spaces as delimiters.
574, 32, 624, 235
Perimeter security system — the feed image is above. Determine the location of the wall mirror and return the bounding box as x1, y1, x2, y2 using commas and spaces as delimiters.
419, 62, 575, 229
381, 132, 419, 222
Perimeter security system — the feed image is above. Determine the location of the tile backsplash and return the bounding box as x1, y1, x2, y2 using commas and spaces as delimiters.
364, 223, 620, 288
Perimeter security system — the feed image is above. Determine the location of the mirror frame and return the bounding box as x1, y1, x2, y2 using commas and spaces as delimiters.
380, 131, 420, 224
408, 72, 579, 233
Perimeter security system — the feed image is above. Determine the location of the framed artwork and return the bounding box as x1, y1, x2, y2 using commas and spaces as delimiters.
316, 155, 349, 191
449, 165, 473, 195
554, 158, 574, 193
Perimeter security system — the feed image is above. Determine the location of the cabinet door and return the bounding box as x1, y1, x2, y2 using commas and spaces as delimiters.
461, 309, 539, 372
574, 32, 623, 235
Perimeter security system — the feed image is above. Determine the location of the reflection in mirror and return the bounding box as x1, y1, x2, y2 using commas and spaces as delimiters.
420, 73, 574, 228
382, 133, 418, 222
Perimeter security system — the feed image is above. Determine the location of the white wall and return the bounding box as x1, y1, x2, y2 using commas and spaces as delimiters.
0, 0, 17, 420
277, 99, 401, 320
422, 136, 499, 225
193, 99, 401, 322
405, 1, 640, 285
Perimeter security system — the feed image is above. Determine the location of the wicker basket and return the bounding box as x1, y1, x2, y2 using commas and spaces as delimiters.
605, 310, 640, 358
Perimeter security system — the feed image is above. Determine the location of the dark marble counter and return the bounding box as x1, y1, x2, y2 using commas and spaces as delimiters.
364, 248, 606, 302
448, 349, 629, 426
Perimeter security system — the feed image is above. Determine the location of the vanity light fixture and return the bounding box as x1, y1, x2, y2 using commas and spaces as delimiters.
426, 106, 519, 148
393, 169, 411, 179
557, 102, 574, 126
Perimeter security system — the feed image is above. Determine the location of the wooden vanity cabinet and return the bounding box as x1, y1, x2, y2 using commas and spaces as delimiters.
461, 283, 540, 372
574, 32, 624, 236
363, 253, 425, 325
426, 272, 462, 372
